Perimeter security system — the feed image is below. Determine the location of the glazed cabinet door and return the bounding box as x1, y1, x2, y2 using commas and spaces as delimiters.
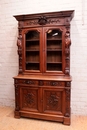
20, 86, 42, 112
42, 87, 65, 116
43, 27, 66, 75
22, 28, 43, 74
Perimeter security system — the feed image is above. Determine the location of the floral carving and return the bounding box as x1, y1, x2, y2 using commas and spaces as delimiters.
24, 80, 34, 85
47, 93, 59, 109
25, 93, 35, 105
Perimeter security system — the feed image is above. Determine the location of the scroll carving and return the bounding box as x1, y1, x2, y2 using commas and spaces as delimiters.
17, 29, 23, 74
24, 18, 63, 26
50, 81, 62, 86
24, 80, 34, 85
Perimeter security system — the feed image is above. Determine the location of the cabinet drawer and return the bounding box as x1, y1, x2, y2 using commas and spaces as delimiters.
15, 79, 65, 87
15, 79, 38, 85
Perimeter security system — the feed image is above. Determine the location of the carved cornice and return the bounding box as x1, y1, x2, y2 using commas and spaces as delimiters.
14, 10, 74, 21
14, 10, 74, 28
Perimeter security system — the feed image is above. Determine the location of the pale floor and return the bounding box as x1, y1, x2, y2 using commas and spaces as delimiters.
0, 107, 87, 130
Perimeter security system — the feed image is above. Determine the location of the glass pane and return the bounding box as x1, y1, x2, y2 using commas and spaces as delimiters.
46, 29, 62, 71
25, 30, 40, 70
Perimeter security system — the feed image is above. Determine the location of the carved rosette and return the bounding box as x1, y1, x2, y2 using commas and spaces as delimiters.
65, 89, 70, 117
17, 29, 23, 74
65, 26, 71, 75
15, 85, 19, 111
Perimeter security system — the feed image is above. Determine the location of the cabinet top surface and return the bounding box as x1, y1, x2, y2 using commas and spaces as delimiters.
13, 75, 72, 81
14, 10, 74, 21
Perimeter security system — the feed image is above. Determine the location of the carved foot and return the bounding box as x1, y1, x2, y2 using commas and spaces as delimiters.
63, 117, 70, 125
14, 111, 20, 119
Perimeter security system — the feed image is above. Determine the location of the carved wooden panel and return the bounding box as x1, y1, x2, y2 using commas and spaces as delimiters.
20, 87, 38, 111
43, 88, 63, 114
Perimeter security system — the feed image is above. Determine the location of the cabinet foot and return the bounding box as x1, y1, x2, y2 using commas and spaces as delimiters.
14, 111, 20, 119
63, 117, 70, 125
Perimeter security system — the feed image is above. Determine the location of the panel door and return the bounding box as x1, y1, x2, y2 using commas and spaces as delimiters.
22, 28, 43, 74
43, 27, 65, 75
20, 86, 42, 112
42, 87, 65, 115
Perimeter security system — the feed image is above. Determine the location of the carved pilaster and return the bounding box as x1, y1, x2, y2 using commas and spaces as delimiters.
15, 85, 19, 111
65, 89, 70, 117
65, 26, 71, 76
17, 29, 23, 74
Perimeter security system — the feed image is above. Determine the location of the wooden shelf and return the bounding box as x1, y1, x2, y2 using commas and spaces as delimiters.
47, 38, 62, 41
47, 48, 62, 51
26, 39, 39, 41
47, 62, 62, 64
26, 61, 39, 64
26, 49, 39, 52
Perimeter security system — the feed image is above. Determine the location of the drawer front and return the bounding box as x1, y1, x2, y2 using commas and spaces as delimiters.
14, 79, 65, 87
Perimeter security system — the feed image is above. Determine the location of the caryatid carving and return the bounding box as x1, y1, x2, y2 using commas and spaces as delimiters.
17, 34, 23, 74
65, 30, 71, 76
65, 31, 71, 48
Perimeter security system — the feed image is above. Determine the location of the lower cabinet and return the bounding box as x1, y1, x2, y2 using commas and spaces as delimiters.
14, 79, 71, 125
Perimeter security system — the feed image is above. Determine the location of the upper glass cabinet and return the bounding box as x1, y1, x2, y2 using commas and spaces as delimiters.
25, 30, 40, 71
46, 29, 62, 71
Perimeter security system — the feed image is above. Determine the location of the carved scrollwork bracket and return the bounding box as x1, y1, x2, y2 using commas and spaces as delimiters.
17, 29, 23, 74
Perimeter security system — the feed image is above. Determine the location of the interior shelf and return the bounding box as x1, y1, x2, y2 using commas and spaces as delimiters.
26, 39, 39, 41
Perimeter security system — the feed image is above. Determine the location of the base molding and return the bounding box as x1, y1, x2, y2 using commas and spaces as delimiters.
14, 110, 71, 125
